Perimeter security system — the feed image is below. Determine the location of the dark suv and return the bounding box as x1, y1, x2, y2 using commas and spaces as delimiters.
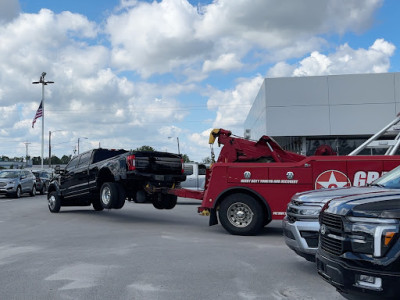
32, 170, 52, 194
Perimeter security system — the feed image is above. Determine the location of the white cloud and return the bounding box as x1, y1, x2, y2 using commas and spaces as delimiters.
105, 0, 383, 79
207, 75, 264, 133
202, 53, 243, 73
0, 0, 20, 24
267, 39, 395, 77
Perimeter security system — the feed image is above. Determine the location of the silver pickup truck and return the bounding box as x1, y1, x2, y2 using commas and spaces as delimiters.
282, 164, 400, 262
180, 163, 208, 190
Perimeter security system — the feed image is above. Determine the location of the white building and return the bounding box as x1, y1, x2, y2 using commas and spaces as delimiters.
244, 72, 400, 155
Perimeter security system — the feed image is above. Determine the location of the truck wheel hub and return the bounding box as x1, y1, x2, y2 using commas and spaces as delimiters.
102, 187, 111, 204
227, 202, 253, 227
48, 195, 55, 208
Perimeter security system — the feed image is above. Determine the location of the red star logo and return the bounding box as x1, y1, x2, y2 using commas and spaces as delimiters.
315, 170, 351, 189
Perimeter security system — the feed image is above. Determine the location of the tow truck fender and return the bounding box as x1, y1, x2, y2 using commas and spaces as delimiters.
209, 186, 272, 226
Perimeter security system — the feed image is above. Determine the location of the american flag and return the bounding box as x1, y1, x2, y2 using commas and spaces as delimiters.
32, 101, 43, 128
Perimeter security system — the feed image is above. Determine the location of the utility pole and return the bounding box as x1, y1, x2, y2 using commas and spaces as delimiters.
32, 72, 54, 169
48, 130, 65, 168
49, 131, 51, 168
78, 137, 88, 155
24, 142, 31, 166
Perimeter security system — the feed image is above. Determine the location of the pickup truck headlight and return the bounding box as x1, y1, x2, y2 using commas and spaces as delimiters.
298, 208, 321, 216
347, 217, 399, 257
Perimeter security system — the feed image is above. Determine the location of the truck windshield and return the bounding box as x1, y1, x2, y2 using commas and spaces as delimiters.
372, 165, 400, 189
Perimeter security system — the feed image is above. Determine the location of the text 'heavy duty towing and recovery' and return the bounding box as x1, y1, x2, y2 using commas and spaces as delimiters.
156, 119, 400, 236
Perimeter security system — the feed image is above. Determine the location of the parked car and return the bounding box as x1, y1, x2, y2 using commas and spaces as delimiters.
0, 169, 36, 198
32, 170, 53, 194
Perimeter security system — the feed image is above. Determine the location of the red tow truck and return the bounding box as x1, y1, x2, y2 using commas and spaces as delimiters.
163, 117, 400, 236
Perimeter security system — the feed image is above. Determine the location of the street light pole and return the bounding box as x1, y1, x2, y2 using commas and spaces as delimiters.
168, 136, 180, 155
78, 137, 88, 155
49, 130, 66, 168
32, 72, 54, 169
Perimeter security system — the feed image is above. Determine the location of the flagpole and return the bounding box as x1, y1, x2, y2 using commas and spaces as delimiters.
41, 82, 44, 169
32, 72, 54, 169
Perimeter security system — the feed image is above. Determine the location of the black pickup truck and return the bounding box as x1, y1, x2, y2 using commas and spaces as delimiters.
47, 148, 185, 212
316, 191, 400, 299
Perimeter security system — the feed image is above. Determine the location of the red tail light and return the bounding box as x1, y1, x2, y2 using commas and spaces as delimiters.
127, 155, 136, 171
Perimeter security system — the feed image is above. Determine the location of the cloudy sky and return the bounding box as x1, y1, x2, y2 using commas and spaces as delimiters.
0, 0, 399, 162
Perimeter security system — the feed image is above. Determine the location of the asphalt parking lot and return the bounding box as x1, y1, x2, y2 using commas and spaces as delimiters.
0, 195, 343, 300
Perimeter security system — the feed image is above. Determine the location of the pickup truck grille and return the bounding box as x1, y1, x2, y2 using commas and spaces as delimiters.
320, 212, 342, 231
320, 234, 343, 256
320, 212, 344, 256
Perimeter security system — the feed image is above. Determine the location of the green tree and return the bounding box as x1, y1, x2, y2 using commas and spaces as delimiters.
181, 154, 190, 163
61, 155, 71, 164
32, 156, 41, 165
51, 155, 62, 165
135, 145, 155, 151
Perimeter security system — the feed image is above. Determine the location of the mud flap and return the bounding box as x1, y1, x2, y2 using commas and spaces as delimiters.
209, 208, 218, 226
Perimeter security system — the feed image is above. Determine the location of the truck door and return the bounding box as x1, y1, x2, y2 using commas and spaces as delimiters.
72, 151, 92, 197
268, 164, 313, 217
61, 156, 80, 198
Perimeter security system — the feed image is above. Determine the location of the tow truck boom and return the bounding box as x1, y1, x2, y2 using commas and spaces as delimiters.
209, 129, 306, 163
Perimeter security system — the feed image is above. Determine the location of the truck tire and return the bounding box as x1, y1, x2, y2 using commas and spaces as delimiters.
218, 193, 264, 236
163, 194, 177, 210
48, 191, 61, 213
152, 196, 164, 209
100, 182, 118, 209
92, 197, 104, 211
113, 183, 126, 209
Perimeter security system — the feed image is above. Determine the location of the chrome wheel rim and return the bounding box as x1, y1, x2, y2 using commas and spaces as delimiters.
48, 194, 56, 209
226, 202, 253, 228
101, 186, 111, 205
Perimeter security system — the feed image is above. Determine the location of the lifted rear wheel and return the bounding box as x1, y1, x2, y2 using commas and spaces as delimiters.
152, 194, 177, 210
163, 194, 177, 210
218, 193, 264, 236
